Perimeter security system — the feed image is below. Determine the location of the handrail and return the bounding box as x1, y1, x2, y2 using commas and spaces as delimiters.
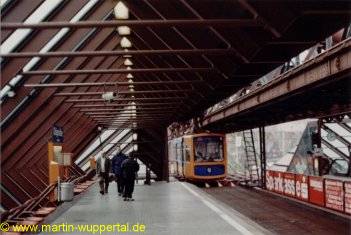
2, 170, 94, 223
2, 183, 57, 222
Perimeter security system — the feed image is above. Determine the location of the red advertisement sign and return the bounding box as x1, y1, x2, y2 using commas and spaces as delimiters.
295, 174, 309, 201
283, 173, 296, 197
344, 181, 351, 214
325, 179, 344, 212
273, 171, 284, 194
308, 176, 324, 206
266, 170, 275, 191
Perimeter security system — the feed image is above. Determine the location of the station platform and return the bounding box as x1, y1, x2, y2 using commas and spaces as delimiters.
204, 186, 350, 235
41, 182, 271, 235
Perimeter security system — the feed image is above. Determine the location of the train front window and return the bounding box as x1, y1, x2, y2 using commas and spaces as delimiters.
194, 136, 223, 162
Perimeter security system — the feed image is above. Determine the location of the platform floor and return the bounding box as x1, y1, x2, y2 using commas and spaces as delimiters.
41, 182, 271, 235
204, 186, 351, 235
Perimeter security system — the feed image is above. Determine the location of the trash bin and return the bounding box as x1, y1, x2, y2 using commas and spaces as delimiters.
60, 182, 74, 201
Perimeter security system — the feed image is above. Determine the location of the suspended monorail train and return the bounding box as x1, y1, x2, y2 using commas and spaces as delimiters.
168, 133, 227, 181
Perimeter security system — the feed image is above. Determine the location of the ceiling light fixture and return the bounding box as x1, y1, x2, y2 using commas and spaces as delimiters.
133, 144, 138, 151
7, 90, 15, 98
120, 37, 132, 48
124, 58, 133, 66
117, 26, 131, 35
114, 1, 129, 20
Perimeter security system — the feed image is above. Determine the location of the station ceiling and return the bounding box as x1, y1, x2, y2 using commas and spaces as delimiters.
1, 0, 350, 209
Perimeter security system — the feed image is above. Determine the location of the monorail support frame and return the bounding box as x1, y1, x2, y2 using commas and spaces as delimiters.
259, 126, 266, 189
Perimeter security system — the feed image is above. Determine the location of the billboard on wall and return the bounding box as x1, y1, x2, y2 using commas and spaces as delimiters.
266, 170, 351, 215
273, 171, 284, 194
295, 174, 309, 201
325, 178, 344, 212
345, 181, 351, 214
266, 170, 275, 191
309, 176, 324, 206
283, 173, 296, 197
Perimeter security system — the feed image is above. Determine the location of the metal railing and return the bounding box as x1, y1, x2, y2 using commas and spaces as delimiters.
1, 169, 94, 224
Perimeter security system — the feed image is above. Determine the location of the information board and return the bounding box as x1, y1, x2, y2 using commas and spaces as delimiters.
52, 125, 64, 143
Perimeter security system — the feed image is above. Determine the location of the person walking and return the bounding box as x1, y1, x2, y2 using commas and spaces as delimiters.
96, 152, 111, 195
112, 152, 128, 196
121, 152, 140, 201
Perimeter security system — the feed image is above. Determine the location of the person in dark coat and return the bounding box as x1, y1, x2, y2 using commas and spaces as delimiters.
121, 152, 140, 201
96, 152, 111, 195
112, 152, 128, 196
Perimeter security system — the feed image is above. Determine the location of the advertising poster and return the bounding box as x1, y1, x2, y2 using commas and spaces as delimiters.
274, 171, 284, 194
266, 170, 275, 191
325, 179, 344, 212
344, 181, 351, 214
295, 174, 309, 201
283, 173, 296, 197
308, 176, 324, 206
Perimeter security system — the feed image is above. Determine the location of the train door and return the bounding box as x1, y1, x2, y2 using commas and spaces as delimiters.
184, 137, 194, 178
176, 146, 179, 176
171, 141, 179, 176
175, 141, 183, 177
181, 137, 189, 177
168, 141, 176, 177
181, 139, 185, 176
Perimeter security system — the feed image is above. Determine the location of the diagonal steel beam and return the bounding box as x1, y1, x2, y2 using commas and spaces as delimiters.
237, 0, 281, 38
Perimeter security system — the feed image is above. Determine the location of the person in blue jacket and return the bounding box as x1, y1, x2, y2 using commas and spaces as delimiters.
121, 152, 140, 201
112, 152, 128, 196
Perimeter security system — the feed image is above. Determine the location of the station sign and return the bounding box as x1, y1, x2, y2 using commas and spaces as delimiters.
52, 125, 64, 143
